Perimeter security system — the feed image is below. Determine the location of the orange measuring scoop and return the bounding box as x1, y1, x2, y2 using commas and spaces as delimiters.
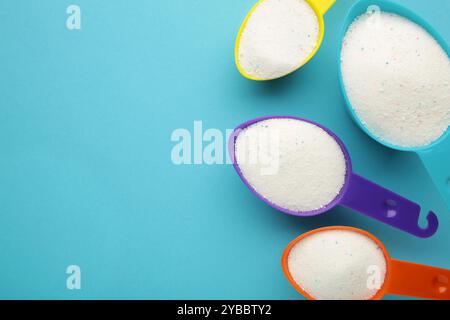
282, 226, 450, 300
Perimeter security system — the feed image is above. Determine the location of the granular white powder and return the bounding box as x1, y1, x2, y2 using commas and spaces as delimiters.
235, 119, 347, 212
288, 229, 387, 300
341, 12, 450, 148
237, 0, 320, 80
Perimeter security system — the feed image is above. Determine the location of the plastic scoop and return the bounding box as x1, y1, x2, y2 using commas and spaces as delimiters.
235, 0, 336, 81
229, 116, 439, 238
282, 226, 450, 300
338, 0, 450, 210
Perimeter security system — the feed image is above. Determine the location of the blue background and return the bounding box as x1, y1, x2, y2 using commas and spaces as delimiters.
0, 0, 448, 299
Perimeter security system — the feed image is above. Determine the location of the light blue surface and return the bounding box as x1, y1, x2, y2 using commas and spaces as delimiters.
0, 0, 448, 299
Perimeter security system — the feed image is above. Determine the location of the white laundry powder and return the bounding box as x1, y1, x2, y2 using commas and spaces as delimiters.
234, 118, 347, 213
341, 11, 450, 148
237, 0, 320, 80
288, 229, 387, 300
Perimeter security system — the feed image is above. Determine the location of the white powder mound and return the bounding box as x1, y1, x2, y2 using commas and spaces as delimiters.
288, 229, 387, 300
237, 0, 320, 80
341, 12, 450, 148
234, 119, 347, 212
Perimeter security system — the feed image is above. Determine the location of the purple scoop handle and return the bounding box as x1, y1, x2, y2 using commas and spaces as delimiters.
340, 173, 439, 238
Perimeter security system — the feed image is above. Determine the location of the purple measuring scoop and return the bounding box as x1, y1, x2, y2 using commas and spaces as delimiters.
229, 116, 439, 238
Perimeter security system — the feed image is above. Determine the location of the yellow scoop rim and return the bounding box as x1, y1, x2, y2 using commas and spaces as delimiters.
235, 0, 335, 81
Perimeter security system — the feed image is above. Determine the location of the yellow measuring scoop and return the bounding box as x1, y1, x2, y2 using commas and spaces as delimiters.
235, 0, 336, 81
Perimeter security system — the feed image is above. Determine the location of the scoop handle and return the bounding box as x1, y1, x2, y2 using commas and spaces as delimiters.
386, 259, 450, 300
418, 137, 450, 211
309, 0, 336, 15
340, 173, 439, 238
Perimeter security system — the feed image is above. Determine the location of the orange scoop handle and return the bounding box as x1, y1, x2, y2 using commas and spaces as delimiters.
387, 259, 450, 300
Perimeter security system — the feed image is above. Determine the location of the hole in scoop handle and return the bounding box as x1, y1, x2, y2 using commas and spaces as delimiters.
418, 139, 450, 211
340, 173, 439, 238
309, 0, 336, 15
387, 259, 450, 300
